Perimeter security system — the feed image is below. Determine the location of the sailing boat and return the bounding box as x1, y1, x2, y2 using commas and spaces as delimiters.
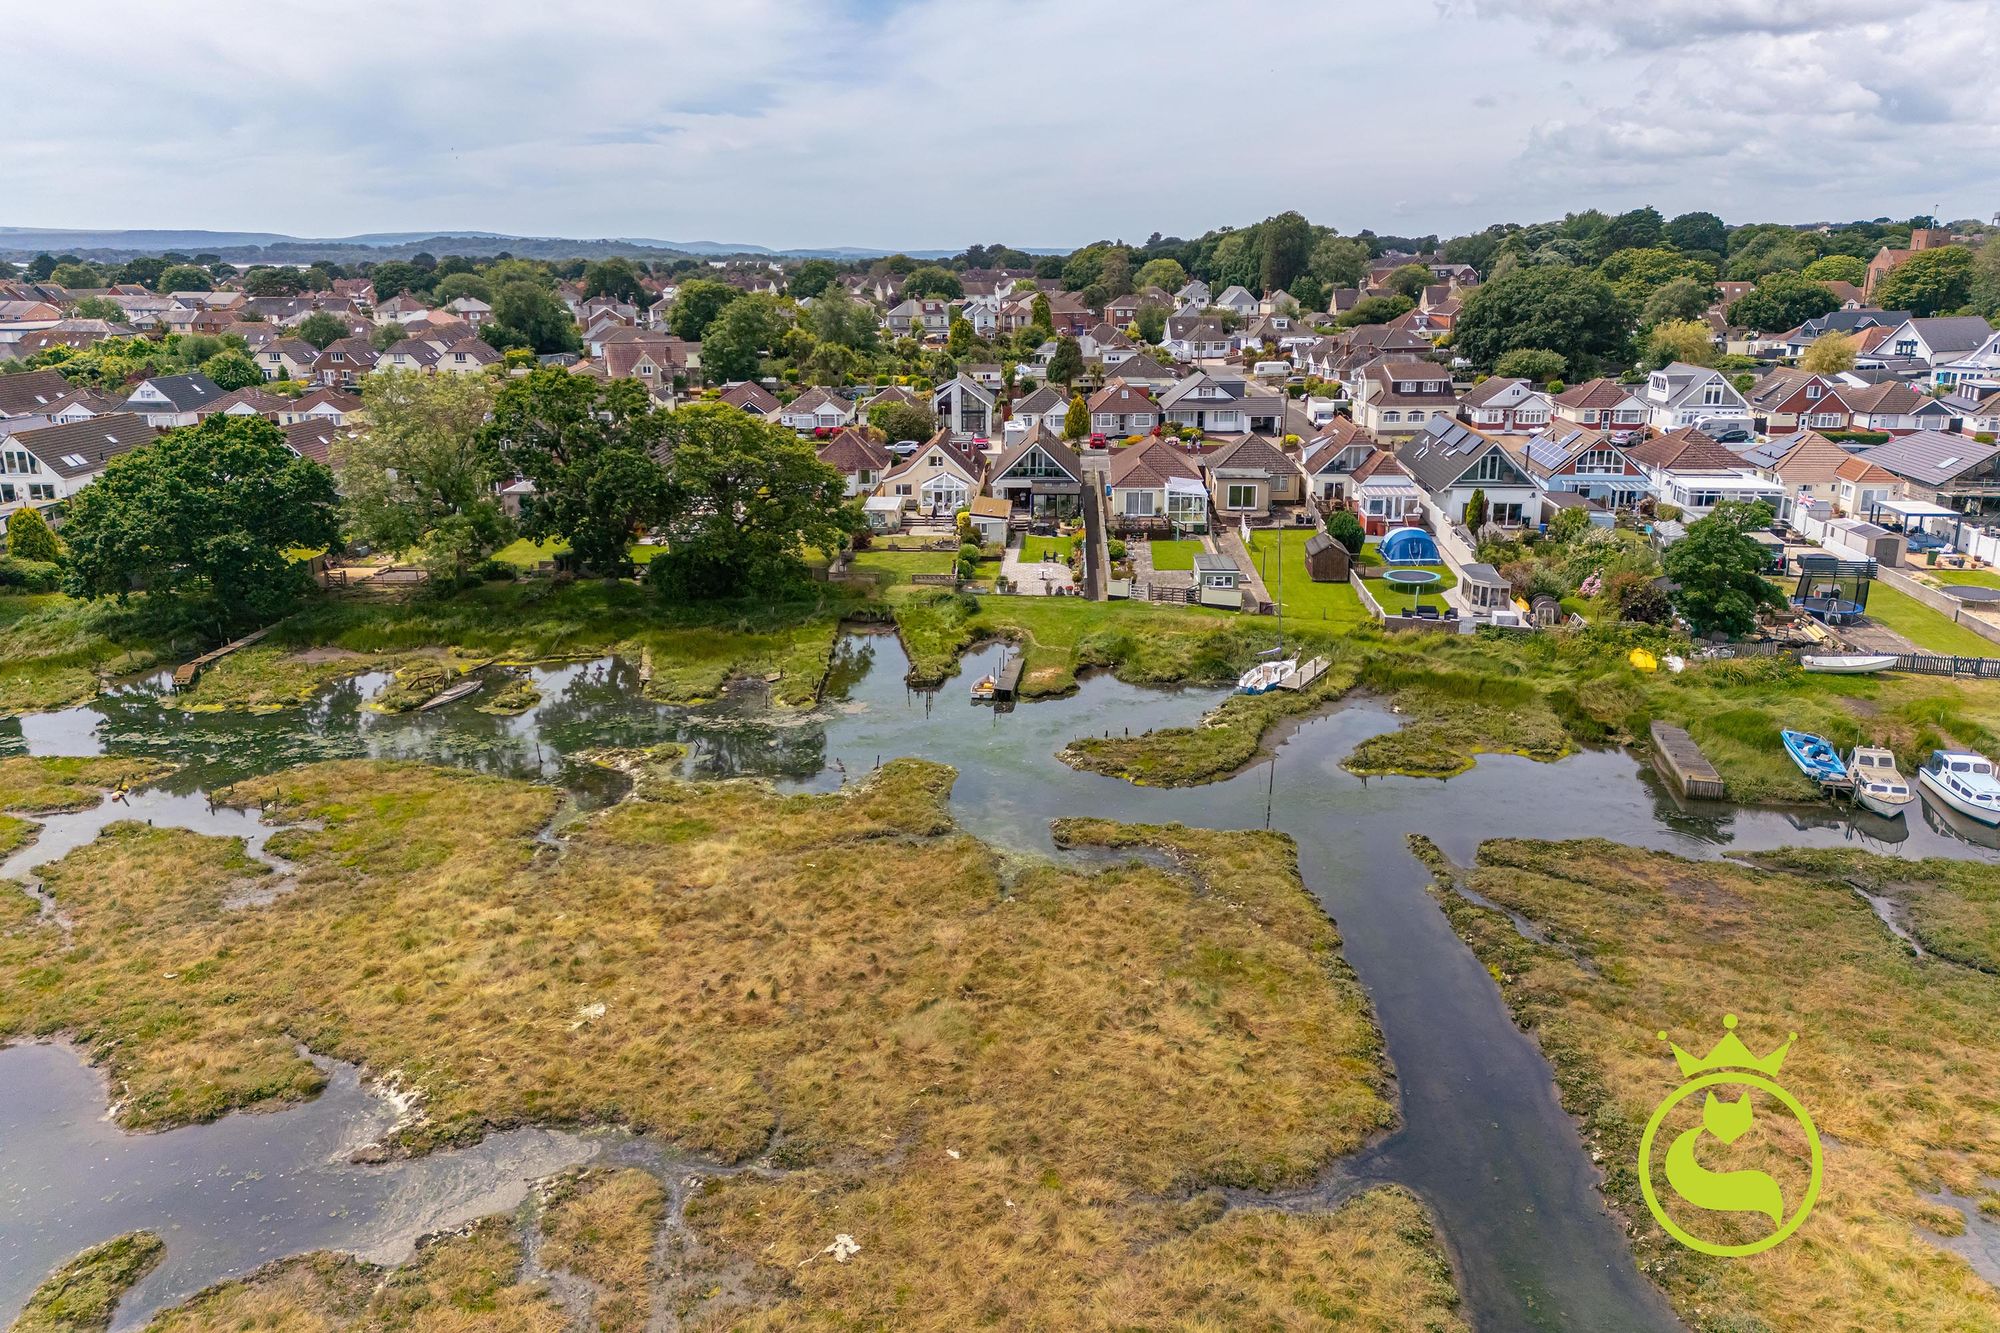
1237, 519, 1295, 694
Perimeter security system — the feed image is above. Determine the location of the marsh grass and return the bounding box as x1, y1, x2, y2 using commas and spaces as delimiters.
1061, 663, 1361, 785
1424, 836, 2000, 1330
0, 756, 173, 813
9, 1232, 163, 1333
539, 1168, 665, 1333
0, 594, 198, 716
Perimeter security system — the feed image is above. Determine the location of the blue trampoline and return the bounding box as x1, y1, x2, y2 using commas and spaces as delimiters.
1378, 527, 1441, 566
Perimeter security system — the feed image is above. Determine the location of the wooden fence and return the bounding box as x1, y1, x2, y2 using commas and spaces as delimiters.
1895, 653, 2000, 678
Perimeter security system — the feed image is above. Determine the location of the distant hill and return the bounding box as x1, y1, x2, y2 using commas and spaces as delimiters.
0, 227, 1020, 264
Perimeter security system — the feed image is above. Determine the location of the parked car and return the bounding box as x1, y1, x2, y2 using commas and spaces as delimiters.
1089, 433, 1108, 447
886, 439, 921, 456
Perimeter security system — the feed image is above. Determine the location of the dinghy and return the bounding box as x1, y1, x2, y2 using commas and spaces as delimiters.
417, 677, 483, 711
970, 675, 997, 702
1780, 729, 1846, 785
1919, 750, 2000, 826
1237, 660, 1297, 695
1801, 654, 1897, 675
1845, 746, 1915, 819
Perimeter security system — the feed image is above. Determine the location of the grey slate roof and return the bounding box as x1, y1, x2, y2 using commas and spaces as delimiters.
1857, 430, 2000, 486
9, 412, 155, 478
132, 373, 224, 411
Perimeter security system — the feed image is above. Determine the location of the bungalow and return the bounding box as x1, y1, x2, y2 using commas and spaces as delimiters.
816, 428, 893, 497
1858, 431, 2000, 515
1457, 377, 1552, 433
1745, 431, 1861, 520
1836, 381, 1957, 435
1776, 309, 1908, 360
379, 339, 442, 374
198, 386, 290, 419
963, 362, 1005, 392
0, 412, 154, 521
932, 374, 996, 439
1642, 362, 1752, 433
1744, 368, 1852, 435
1160, 316, 1237, 362
122, 373, 225, 428
876, 435, 982, 519
1174, 279, 1211, 307
1296, 419, 1383, 503
1521, 424, 1648, 510
1087, 382, 1158, 441
1402, 417, 1543, 528
1352, 360, 1457, 439
1200, 435, 1301, 520
717, 381, 782, 418
780, 387, 857, 435
1551, 378, 1648, 435
1831, 454, 1905, 518
1159, 372, 1262, 436
1626, 428, 1784, 519
0, 369, 79, 422
1880, 316, 1994, 371
280, 388, 363, 427
1106, 353, 1177, 394
1106, 435, 1207, 532
988, 435, 1085, 519
282, 419, 339, 466
1211, 285, 1258, 318
443, 296, 492, 327
374, 294, 432, 325
1939, 387, 2000, 437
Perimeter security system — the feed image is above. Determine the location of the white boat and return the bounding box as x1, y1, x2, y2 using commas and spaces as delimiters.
1918, 750, 2000, 826
1801, 654, 1898, 674
1237, 659, 1297, 695
1846, 746, 1915, 819
970, 674, 997, 702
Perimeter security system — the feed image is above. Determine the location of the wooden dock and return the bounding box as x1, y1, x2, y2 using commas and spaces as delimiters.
992, 652, 1025, 701
1649, 722, 1724, 800
1277, 656, 1330, 691
171, 628, 272, 691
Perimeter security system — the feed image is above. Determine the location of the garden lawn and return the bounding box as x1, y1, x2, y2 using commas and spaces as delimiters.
1864, 583, 1999, 657
848, 548, 957, 587
490, 538, 665, 569
1148, 539, 1203, 571
1920, 567, 2000, 590
1020, 533, 1078, 564
1247, 530, 1372, 631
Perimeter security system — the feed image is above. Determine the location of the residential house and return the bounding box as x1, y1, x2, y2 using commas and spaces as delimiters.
884, 299, 952, 338
963, 362, 1005, 392
1744, 368, 1852, 435
1939, 387, 2000, 437
309, 338, 381, 391
988, 435, 1085, 518
0, 370, 78, 422
379, 339, 442, 374
1933, 328, 2000, 395
1105, 435, 1207, 531
1106, 353, 1176, 394
1879, 316, 1994, 372
1352, 360, 1457, 439
1102, 293, 1145, 328
1160, 317, 1237, 362
0, 412, 154, 522
42, 389, 122, 425
434, 338, 502, 376
1457, 377, 1552, 433
259, 338, 319, 382
779, 387, 858, 434
1296, 419, 1382, 503
1775, 309, 1908, 360
876, 435, 981, 519
1008, 385, 1070, 439
1401, 417, 1543, 528
1086, 382, 1158, 441
1045, 291, 1093, 335
598, 330, 683, 387
199, 386, 290, 419
1837, 380, 1957, 434
1831, 454, 1906, 518
717, 381, 782, 418
1159, 372, 1279, 437
443, 296, 492, 327
932, 374, 996, 439
1858, 431, 2000, 514
279, 388, 362, 426
1744, 430, 1862, 520
1626, 427, 1785, 518
1199, 435, 1301, 520
1174, 280, 1211, 307
374, 294, 433, 325
1641, 362, 1752, 432
1344, 451, 1425, 532
282, 419, 339, 466
815, 428, 893, 496
1521, 424, 1648, 510
1211, 286, 1258, 318
122, 373, 225, 428
1552, 378, 1648, 434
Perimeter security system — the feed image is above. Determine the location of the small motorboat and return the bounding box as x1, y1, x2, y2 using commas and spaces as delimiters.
1237, 660, 1297, 695
1918, 750, 2000, 826
970, 674, 997, 702
1781, 729, 1846, 785
1845, 746, 1915, 819
1801, 654, 1898, 675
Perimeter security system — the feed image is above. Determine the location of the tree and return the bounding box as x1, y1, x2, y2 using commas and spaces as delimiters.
340, 371, 505, 578
60, 415, 340, 626
664, 279, 739, 341
156, 264, 211, 294
481, 369, 668, 576
370, 321, 407, 353
1640, 276, 1717, 327
366, 260, 429, 302
430, 272, 492, 306
1643, 319, 1716, 369
1664, 211, 1727, 257
1030, 292, 1053, 336
6, 505, 61, 563
1493, 348, 1567, 382
488, 279, 582, 356
1455, 266, 1630, 374
72, 296, 123, 322
1259, 211, 1314, 294
1134, 301, 1169, 344
1309, 235, 1371, 291
1802, 255, 1867, 285
1725, 274, 1839, 333
1599, 247, 1714, 308
1133, 257, 1186, 293
244, 266, 308, 296
700, 293, 790, 382
25, 254, 57, 281
1382, 264, 1433, 300
50, 262, 100, 288
1047, 336, 1084, 388
1325, 509, 1365, 554
1464, 489, 1488, 529
648, 404, 855, 600
1800, 331, 1859, 374
868, 400, 935, 443
1334, 295, 1414, 328
1063, 392, 1089, 441
201, 349, 264, 390
1662, 500, 1782, 637
1973, 241, 2000, 320
947, 316, 974, 357
581, 258, 645, 305
1873, 246, 1975, 317
800, 285, 878, 353
902, 266, 964, 300
294, 311, 350, 350
787, 259, 839, 300
1725, 229, 1814, 281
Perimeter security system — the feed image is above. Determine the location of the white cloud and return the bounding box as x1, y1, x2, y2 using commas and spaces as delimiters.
6, 0, 1996, 247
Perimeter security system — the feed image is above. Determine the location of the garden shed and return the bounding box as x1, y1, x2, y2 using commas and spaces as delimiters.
1303, 531, 1352, 582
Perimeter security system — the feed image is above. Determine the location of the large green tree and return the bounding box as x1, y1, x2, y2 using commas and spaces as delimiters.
800, 285, 879, 352
1309, 235, 1371, 291
581, 257, 646, 305
787, 259, 839, 300
487, 280, 581, 356
666, 279, 741, 340
339, 371, 506, 579
1725, 274, 1839, 333
1047, 336, 1084, 387
868, 399, 935, 443
60, 415, 341, 626
700, 293, 790, 382
6, 506, 62, 563
1258, 211, 1314, 294
648, 404, 856, 600
155, 264, 211, 294
1453, 266, 1631, 374
481, 369, 667, 575
200, 348, 264, 390
1662, 501, 1782, 637
1873, 246, 1975, 317
1663, 211, 1727, 256
1801, 254, 1867, 285
295, 311, 351, 349
902, 266, 964, 300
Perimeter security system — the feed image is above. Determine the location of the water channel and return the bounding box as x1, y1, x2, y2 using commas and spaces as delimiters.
2, 631, 1993, 1330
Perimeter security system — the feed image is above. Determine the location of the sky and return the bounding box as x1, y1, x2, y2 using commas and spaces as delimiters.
8, 0, 1997, 251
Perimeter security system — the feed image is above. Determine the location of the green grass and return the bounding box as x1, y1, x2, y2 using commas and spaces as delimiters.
0, 593, 204, 716
11, 1231, 165, 1333
847, 548, 957, 587
1865, 583, 2000, 657
1019, 534, 1078, 564
490, 538, 664, 569
1148, 539, 1203, 571
1247, 530, 1372, 630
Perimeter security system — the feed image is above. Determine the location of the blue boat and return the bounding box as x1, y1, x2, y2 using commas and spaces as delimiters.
1781, 729, 1846, 784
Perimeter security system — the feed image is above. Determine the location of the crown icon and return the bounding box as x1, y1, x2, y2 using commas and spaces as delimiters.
1658, 1014, 1795, 1079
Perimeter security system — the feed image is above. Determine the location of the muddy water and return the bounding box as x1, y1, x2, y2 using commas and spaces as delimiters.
2, 632, 1995, 1331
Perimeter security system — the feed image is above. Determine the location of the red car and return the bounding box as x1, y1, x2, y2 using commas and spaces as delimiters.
1088, 433, 1108, 448
813, 425, 835, 439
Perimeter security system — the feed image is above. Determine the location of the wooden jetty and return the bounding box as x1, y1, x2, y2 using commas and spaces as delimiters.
1649, 722, 1724, 800
171, 628, 272, 691
991, 652, 1025, 702
1277, 656, 1330, 691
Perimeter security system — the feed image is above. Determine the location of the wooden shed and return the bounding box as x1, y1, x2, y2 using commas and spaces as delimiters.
1303, 531, 1352, 582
